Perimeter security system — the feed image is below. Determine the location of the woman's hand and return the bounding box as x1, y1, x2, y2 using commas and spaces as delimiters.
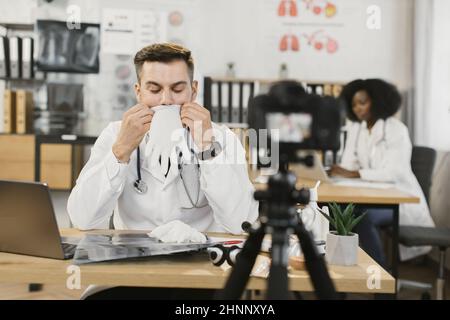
329, 165, 361, 178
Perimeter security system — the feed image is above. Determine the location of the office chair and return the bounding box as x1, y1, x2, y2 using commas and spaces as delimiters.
397, 146, 450, 300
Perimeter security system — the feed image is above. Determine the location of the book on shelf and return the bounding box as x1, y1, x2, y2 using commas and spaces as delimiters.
3, 89, 16, 133
16, 90, 34, 134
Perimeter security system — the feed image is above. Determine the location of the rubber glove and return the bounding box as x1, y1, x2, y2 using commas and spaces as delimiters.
144, 105, 184, 175
149, 220, 207, 244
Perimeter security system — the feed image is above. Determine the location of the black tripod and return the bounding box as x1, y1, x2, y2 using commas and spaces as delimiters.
217, 157, 338, 300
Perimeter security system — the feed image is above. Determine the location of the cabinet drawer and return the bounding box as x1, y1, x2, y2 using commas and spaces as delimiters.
0, 160, 34, 181
40, 144, 72, 189
41, 162, 72, 190
0, 135, 34, 162
41, 144, 71, 162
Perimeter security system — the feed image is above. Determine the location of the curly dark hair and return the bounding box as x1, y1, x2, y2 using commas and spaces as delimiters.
339, 79, 402, 122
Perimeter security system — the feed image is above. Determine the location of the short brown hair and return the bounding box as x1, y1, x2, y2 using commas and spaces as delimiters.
134, 43, 194, 83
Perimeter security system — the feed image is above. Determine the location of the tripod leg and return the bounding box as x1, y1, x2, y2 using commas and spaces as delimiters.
294, 222, 338, 300
216, 225, 265, 300
267, 229, 290, 300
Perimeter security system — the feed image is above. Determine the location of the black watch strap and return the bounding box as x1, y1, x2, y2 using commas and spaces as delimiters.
198, 141, 222, 160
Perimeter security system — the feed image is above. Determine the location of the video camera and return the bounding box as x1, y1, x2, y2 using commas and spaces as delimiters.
248, 88, 345, 163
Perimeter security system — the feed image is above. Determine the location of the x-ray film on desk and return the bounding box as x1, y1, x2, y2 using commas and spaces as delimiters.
72, 233, 218, 265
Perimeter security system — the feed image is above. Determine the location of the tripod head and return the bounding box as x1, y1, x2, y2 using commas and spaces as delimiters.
254, 155, 310, 230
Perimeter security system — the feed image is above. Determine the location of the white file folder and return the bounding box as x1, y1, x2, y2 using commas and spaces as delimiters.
9, 36, 22, 78
0, 36, 9, 78
21, 37, 34, 78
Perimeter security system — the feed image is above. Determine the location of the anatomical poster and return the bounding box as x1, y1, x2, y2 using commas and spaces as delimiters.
260, 0, 343, 55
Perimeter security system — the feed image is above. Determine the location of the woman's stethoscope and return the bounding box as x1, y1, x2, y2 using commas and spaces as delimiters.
353, 120, 387, 168
133, 127, 207, 209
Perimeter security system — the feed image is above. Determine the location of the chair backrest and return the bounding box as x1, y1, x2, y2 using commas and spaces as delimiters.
411, 146, 437, 203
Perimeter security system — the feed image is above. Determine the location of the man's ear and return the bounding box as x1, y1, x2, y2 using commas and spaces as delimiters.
134, 82, 141, 102
191, 80, 198, 102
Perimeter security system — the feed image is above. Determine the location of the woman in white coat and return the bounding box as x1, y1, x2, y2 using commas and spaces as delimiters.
330, 79, 435, 266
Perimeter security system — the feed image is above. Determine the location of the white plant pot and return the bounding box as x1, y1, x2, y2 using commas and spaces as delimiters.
325, 232, 359, 266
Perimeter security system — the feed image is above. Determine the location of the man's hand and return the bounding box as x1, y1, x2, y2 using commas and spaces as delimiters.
180, 102, 213, 150
329, 165, 361, 178
112, 104, 154, 162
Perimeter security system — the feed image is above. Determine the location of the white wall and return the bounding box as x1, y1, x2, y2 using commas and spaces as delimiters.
0, 0, 415, 131
192, 0, 414, 90
414, 0, 450, 151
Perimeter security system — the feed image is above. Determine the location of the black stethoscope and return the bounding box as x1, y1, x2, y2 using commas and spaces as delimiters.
133, 145, 148, 194
132, 128, 207, 209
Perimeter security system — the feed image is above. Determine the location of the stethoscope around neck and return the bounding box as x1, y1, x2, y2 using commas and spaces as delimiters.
353, 120, 387, 166
133, 145, 148, 194
132, 128, 207, 209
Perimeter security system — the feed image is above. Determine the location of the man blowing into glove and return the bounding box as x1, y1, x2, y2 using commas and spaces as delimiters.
67, 43, 258, 243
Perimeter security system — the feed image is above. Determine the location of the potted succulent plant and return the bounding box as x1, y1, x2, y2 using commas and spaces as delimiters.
318, 203, 366, 266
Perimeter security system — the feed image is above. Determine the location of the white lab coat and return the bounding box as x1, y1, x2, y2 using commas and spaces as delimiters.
67, 121, 259, 235
340, 117, 435, 261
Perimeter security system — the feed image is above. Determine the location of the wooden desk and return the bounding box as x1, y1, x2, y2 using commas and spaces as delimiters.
251, 175, 420, 205
252, 174, 420, 282
0, 229, 394, 295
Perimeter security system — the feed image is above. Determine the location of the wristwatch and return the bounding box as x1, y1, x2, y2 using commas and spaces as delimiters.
197, 140, 222, 161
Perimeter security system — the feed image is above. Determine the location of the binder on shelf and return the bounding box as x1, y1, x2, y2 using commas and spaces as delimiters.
3, 89, 16, 133
323, 84, 333, 96
231, 83, 240, 123
0, 36, 10, 78
16, 90, 34, 134
9, 36, 22, 79
315, 85, 324, 96
21, 37, 34, 79
220, 82, 229, 122
241, 83, 252, 123
332, 84, 343, 97
211, 82, 219, 121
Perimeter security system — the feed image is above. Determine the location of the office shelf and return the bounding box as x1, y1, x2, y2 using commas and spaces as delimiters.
0, 23, 34, 30
0, 77, 45, 82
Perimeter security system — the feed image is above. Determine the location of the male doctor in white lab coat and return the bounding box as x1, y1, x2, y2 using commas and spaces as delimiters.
67, 43, 258, 242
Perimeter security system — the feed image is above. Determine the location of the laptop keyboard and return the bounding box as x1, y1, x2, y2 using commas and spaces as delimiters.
62, 242, 77, 259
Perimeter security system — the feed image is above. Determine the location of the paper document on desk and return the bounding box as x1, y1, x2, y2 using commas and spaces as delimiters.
72, 233, 218, 265
331, 178, 395, 189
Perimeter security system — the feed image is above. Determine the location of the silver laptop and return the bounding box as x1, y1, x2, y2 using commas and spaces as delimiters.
0, 180, 76, 259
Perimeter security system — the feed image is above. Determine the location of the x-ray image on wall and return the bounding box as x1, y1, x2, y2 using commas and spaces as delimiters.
36, 20, 100, 74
